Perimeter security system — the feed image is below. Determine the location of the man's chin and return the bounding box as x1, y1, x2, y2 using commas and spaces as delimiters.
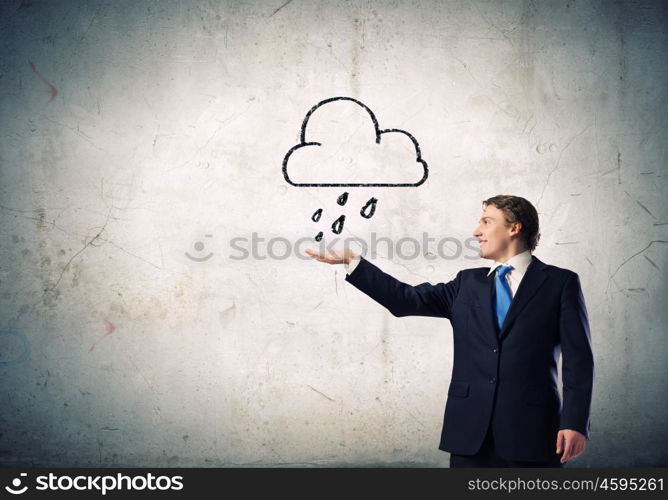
479, 250, 494, 261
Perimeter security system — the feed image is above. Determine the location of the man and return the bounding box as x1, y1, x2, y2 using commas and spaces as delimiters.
305, 195, 594, 467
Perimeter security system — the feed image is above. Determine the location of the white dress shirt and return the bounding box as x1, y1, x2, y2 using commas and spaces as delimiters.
345, 249, 533, 299
486, 249, 533, 298
344, 253, 362, 275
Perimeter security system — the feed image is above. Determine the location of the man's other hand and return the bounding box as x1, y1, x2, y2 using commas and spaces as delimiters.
556, 429, 586, 463
304, 248, 356, 265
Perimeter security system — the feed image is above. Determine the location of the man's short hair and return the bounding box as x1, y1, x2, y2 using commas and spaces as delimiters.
483, 195, 541, 252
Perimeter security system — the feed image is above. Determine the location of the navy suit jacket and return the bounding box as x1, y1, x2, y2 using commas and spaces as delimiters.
345, 254, 594, 461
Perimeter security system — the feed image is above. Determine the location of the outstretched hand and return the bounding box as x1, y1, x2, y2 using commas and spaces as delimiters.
556, 429, 586, 463
304, 248, 356, 265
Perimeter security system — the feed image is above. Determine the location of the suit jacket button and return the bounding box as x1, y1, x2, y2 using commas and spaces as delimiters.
490, 377, 496, 384
492, 348, 498, 353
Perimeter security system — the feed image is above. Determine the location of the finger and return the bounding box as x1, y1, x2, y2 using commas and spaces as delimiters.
561, 438, 571, 462
561, 439, 573, 463
555, 432, 564, 454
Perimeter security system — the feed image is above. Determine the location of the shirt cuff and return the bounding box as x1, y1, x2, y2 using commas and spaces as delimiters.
344, 254, 362, 275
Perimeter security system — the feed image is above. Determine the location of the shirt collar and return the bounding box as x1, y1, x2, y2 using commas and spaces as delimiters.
486, 249, 533, 277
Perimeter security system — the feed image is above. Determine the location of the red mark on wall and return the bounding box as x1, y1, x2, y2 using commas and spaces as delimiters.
28, 60, 58, 103
88, 319, 116, 352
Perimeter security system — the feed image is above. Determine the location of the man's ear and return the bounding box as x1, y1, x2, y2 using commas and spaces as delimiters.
509, 221, 523, 237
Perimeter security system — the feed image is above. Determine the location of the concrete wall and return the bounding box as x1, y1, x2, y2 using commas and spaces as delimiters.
1, 0, 666, 467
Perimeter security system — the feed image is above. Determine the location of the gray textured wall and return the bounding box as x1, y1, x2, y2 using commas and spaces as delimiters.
1, 0, 667, 467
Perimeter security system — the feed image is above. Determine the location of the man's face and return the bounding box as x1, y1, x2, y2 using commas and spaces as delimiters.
473, 204, 518, 262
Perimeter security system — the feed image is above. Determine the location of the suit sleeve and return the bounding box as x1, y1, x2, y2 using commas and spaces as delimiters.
344, 256, 462, 319
558, 272, 595, 439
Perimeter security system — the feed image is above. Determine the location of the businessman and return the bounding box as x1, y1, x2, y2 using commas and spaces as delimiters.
305, 195, 594, 467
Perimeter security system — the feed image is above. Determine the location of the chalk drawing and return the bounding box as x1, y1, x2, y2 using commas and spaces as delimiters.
337, 192, 349, 206
282, 96, 428, 187
361, 197, 378, 219
286, 97, 428, 241
311, 208, 323, 222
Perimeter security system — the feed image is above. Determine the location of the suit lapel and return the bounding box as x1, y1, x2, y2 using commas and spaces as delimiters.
497, 255, 549, 341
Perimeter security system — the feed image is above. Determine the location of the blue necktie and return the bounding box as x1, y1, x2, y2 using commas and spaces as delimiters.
495, 265, 514, 329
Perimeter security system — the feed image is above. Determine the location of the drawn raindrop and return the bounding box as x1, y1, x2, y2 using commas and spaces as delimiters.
331, 215, 345, 234
360, 197, 378, 219
315, 231, 323, 241
311, 208, 323, 222
337, 192, 349, 206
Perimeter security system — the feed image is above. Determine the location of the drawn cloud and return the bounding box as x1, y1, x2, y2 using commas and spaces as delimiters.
282, 97, 429, 187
